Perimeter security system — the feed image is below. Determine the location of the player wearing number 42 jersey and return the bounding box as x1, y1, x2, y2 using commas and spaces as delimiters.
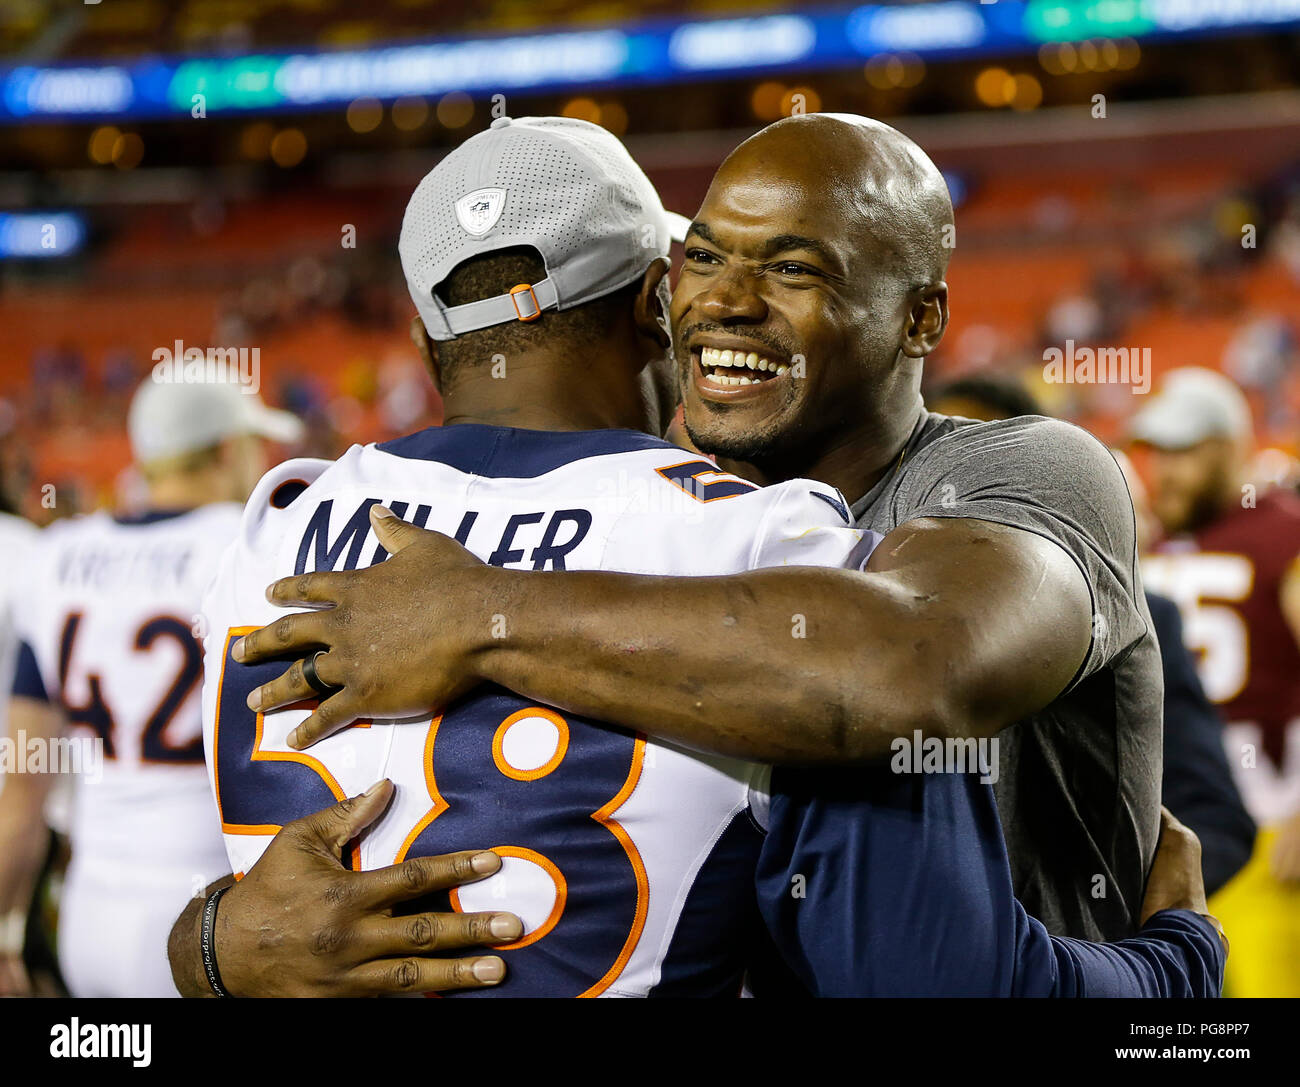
0, 375, 301, 997
201, 428, 876, 996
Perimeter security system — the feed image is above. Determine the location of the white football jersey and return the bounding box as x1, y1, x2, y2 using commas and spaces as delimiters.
12, 505, 238, 877
201, 424, 878, 997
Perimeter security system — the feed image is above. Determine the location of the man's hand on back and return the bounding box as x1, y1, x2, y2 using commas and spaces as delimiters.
234, 506, 492, 749
169, 779, 523, 997
1140, 806, 1226, 949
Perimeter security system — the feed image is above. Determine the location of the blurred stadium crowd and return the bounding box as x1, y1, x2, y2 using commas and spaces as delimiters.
3, 128, 1299, 521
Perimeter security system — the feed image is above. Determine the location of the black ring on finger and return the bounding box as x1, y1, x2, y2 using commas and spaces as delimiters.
301, 650, 342, 698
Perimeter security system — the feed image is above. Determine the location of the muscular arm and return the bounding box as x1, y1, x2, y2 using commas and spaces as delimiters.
479, 517, 1092, 761
243, 510, 1094, 762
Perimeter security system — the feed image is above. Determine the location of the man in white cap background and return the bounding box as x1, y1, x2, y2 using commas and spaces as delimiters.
1135, 365, 1300, 997
0, 373, 302, 996
125, 375, 304, 514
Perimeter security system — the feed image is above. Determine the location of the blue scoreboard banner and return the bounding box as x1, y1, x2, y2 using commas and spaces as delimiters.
2, 0, 1298, 123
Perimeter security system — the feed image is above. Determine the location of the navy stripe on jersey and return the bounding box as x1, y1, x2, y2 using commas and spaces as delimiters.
12, 640, 48, 702
111, 507, 193, 526
655, 461, 757, 501
810, 489, 851, 524
648, 808, 764, 997
376, 423, 681, 478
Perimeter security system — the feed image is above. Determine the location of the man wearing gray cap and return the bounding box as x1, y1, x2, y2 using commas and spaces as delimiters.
401, 115, 691, 341
0, 374, 301, 996
1135, 365, 1300, 997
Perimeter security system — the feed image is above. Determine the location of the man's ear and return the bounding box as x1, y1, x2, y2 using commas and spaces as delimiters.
212, 435, 245, 496
410, 315, 443, 393
901, 282, 948, 359
633, 258, 672, 350
212, 434, 236, 474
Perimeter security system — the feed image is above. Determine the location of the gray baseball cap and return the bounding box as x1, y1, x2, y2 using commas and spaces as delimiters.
128, 377, 304, 464
399, 115, 689, 341
1129, 367, 1253, 451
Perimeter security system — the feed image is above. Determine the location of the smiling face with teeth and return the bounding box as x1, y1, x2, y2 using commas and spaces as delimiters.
696, 345, 791, 386
670, 114, 953, 501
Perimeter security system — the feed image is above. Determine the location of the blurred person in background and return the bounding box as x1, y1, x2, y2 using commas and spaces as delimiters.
0, 461, 42, 990
1115, 448, 1257, 897
0, 374, 301, 997
931, 375, 1256, 897
1133, 365, 1300, 997
927, 374, 1044, 423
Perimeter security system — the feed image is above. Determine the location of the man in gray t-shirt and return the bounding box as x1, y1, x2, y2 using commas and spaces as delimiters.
214, 112, 1173, 987
855, 409, 1161, 939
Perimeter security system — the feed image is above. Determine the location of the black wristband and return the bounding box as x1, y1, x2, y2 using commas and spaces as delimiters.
200, 885, 234, 998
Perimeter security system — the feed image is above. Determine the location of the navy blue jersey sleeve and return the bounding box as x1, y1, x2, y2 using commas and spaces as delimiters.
10, 639, 49, 702
1030, 910, 1225, 997
756, 765, 1224, 997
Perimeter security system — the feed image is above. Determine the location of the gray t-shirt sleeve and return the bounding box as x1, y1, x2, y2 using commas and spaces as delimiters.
886, 415, 1147, 686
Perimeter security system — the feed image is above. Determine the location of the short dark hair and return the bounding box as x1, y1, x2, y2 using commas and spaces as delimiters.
931, 375, 1042, 420
433, 246, 642, 379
